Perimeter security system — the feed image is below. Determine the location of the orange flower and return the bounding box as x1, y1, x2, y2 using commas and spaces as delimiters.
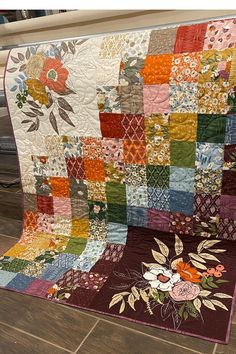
47, 287, 56, 295
176, 261, 201, 283
25, 79, 48, 105
40, 58, 69, 93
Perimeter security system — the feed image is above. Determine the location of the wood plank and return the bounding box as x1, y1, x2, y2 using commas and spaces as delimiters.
0, 289, 97, 352
0, 191, 22, 220
0, 234, 17, 255
216, 324, 236, 354
77, 320, 199, 354
0, 217, 22, 238
0, 322, 70, 354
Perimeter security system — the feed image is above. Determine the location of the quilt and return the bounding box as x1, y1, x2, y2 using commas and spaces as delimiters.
2, 16, 236, 344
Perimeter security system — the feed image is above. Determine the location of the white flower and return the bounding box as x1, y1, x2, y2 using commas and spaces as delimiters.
130, 59, 137, 67
143, 265, 181, 291
64, 293, 71, 299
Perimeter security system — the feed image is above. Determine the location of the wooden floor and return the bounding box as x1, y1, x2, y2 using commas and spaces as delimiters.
0, 160, 235, 353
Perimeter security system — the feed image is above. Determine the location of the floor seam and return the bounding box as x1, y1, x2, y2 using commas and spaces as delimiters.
0, 319, 73, 353
74, 319, 100, 353
212, 343, 218, 354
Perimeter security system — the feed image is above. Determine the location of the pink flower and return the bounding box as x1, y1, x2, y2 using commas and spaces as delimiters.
169, 281, 200, 301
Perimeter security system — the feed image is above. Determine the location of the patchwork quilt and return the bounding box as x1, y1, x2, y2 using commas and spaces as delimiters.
2, 17, 236, 344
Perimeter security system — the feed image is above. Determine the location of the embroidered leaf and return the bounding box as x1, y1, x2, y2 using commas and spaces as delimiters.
183, 311, 189, 320
46, 93, 53, 108
18, 52, 24, 61
197, 240, 221, 254
128, 293, 136, 311
7, 67, 17, 73
202, 299, 216, 311
21, 119, 32, 123
175, 234, 183, 256
30, 108, 44, 116
58, 98, 74, 113
199, 290, 211, 297
119, 299, 125, 314
109, 295, 122, 308
27, 122, 38, 132
151, 250, 166, 264
171, 257, 183, 270
57, 88, 76, 96
161, 302, 173, 320
214, 293, 232, 299
209, 249, 226, 253
189, 253, 206, 263
27, 100, 40, 108
19, 64, 27, 72
23, 111, 37, 117
10, 85, 18, 92
11, 55, 19, 63
211, 300, 228, 311
140, 289, 149, 303
142, 262, 163, 268
131, 286, 140, 300
26, 47, 31, 60
68, 42, 75, 54
201, 277, 212, 289
199, 253, 220, 262
193, 298, 202, 312
154, 238, 169, 257
215, 279, 229, 284
190, 260, 207, 270
49, 111, 59, 135
61, 41, 68, 52
58, 108, 75, 127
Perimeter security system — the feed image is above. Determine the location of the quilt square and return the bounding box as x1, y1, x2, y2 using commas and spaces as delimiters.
147, 209, 170, 232
35, 176, 51, 196
53, 197, 71, 216
170, 83, 198, 113
197, 114, 227, 143
174, 23, 207, 53
69, 179, 88, 199
194, 193, 221, 218
87, 181, 106, 202
146, 165, 169, 189
198, 82, 230, 115
71, 198, 89, 219
169, 212, 193, 235
96, 86, 121, 113
170, 53, 199, 84
169, 113, 197, 142
106, 182, 126, 205
119, 57, 144, 86
89, 219, 108, 241
204, 19, 236, 50
71, 219, 89, 238
126, 185, 148, 207
63, 136, 83, 159
65, 157, 85, 179
24, 193, 38, 212
195, 169, 222, 195
170, 190, 194, 215
107, 203, 127, 225
32, 156, 50, 177
6, 273, 35, 291
123, 139, 146, 165
127, 206, 148, 228
146, 141, 170, 166
224, 144, 236, 170
104, 161, 125, 184
107, 223, 128, 244
51, 177, 70, 198
63, 237, 87, 256
24, 279, 55, 297
195, 142, 224, 170
84, 159, 105, 182
102, 138, 123, 163
148, 28, 177, 54
37, 213, 54, 234
145, 113, 169, 142
0, 270, 17, 287
219, 217, 236, 240
220, 194, 236, 219
119, 85, 144, 114
88, 201, 107, 221
141, 54, 172, 84
37, 195, 54, 215
225, 114, 236, 144
121, 114, 145, 140
169, 167, 195, 193
170, 141, 196, 168
143, 84, 170, 114
124, 164, 147, 186
99, 113, 125, 139
49, 156, 68, 177
148, 187, 170, 211
221, 170, 236, 195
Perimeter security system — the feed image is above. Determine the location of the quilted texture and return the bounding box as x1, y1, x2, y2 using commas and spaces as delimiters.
2, 17, 236, 344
